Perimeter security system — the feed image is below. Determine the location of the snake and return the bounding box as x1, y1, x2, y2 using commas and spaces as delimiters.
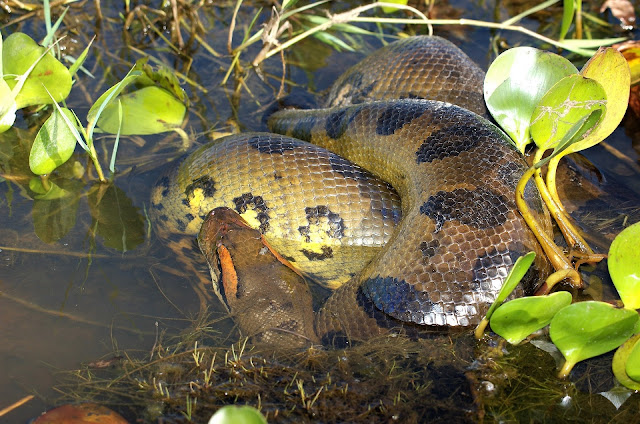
151, 36, 553, 345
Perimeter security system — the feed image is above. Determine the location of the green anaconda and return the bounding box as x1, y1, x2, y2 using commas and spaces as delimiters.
151, 36, 552, 342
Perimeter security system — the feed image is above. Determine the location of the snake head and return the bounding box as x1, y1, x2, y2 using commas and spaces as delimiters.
197, 207, 251, 309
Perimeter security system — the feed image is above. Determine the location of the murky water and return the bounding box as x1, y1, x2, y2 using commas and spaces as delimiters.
1, 0, 639, 422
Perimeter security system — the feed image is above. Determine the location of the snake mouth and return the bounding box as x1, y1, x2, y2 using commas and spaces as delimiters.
197, 207, 244, 311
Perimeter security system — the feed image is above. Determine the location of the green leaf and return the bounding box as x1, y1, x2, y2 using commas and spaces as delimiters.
560, 0, 575, 40
483, 252, 537, 322
68, 36, 94, 77
86, 68, 142, 139
533, 110, 601, 169
208, 405, 267, 424
133, 59, 188, 106
567, 47, 631, 154
2, 33, 72, 109
490, 291, 572, 344
550, 301, 638, 377
29, 107, 77, 175
608, 221, 640, 309
96, 86, 186, 135
529, 74, 606, 151
0, 79, 17, 133
612, 333, 640, 390
627, 335, 640, 381
484, 47, 577, 152
379, 0, 409, 14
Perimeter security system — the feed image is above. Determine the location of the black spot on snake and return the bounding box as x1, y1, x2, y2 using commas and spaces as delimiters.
233, 193, 270, 233
184, 176, 216, 200
375, 104, 418, 135
415, 124, 489, 163
300, 246, 334, 261
176, 218, 186, 233
420, 239, 440, 258
248, 135, 296, 155
152, 202, 163, 210
182, 198, 189, 207
328, 153, 367, 183
420, 187, 509, 231
297, 206, 345, 242
157, 214, 169, 222
471, 246, 539, 295
325, 108, 357, 139
497, 162, 545, 215
362, 275, 440, 324
185, 213, 195, 222
155, 175, 170, 197
291, 117, 315, 141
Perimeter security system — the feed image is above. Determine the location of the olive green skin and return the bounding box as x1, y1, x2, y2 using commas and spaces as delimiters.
153, 36, 552, 341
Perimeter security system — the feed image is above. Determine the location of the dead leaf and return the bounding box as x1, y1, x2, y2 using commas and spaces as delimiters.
600, 0, 636, 29
629, 84, 640, 116
613, 40, 640, 85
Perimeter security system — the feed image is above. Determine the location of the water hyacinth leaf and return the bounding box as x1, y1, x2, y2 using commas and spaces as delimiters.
96, 86, 186, 135
533, 111, 601, 170
484, 47, 577, 152
612, 333, 640, 390
208, 405, 267, 424
2, 33, 72, 109
626, 336, 640, 381
569, 47, 631, 154
134, 59, 189, 106
530, 74, 606, 151
608, 221, 640, 309
0, 79, 17, 133
550, 301, 638, 377
86, 68, 142, 137
490, 291, 572, 344
29, 107, 77, 175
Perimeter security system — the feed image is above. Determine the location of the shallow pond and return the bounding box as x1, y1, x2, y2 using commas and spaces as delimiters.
1, 0, 639, 422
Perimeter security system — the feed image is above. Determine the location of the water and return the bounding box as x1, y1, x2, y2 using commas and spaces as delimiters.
0, 1, 639, 422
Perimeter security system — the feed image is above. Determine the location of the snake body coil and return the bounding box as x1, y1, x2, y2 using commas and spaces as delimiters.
152, 36, 551, 339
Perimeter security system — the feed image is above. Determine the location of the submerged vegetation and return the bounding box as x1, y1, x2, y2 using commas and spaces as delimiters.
0, 0, 639, 422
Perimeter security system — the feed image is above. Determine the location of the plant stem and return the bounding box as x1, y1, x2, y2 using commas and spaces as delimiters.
475, 317, 490, 339
558, 359, 575, 378
534, 150, 594, 255
40, 174, 51, 192
516, 166, 582, 289
88, 143, 107, 183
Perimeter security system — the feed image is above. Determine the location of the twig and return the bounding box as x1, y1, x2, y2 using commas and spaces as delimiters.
0, 395, 35, 418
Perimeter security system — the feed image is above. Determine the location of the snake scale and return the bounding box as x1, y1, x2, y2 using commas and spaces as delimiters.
151, 36, 552, 345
